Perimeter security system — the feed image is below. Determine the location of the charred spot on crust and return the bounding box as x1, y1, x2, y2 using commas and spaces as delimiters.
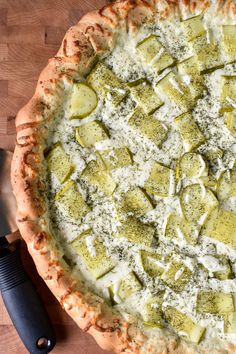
17, 216, 28, 223
74, 40, 81, 47
83, 321, 93, 332
59, 288, 72, 303
63, 38, 68, 57
85, 25, 95, 34
93, 322, 115, 333
39, 100, 50, 113
16, 122, 39, 133
16, 135, 37, 148
35, 231, 48, 243
24, 180, 31, 192
73, 40, 89, 52
34, 232, 48, 250
56, 269, 64, 280
48, 260, 60, 267
23, 150, 38, 165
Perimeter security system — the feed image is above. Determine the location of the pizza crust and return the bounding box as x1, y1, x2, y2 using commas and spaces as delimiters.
11, 1, 236, 353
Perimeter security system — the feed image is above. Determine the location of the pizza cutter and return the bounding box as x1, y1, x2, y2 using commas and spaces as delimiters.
0, 148, 56, 354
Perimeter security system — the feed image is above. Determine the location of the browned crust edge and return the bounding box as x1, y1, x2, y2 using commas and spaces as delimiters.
11, 1, 236, 353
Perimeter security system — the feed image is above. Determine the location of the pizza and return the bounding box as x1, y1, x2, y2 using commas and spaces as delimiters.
11, 0, 236, 353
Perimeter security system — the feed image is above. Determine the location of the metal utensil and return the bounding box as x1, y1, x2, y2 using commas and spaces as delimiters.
0, 148, 56, 354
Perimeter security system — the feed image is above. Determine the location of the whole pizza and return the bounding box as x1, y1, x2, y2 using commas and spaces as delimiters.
11, 0, 236, 353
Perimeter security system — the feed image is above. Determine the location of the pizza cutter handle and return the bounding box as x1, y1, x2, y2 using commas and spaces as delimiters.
0, 240, 56, 354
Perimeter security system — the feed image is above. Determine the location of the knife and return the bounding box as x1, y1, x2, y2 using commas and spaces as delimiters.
0, 148, 56, 354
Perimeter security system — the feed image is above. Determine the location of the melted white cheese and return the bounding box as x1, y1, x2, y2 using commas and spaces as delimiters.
47, 8, 236, 347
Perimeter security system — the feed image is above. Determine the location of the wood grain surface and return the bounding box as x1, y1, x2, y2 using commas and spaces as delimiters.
0, 1, 114, 353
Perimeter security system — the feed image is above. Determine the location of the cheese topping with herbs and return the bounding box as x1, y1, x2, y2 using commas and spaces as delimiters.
46, 10, 236, 348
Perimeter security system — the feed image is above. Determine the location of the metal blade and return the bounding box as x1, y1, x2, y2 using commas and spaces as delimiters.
0, 149, 18, 237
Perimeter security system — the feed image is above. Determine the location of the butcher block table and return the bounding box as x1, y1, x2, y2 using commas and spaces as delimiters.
0, 1, 114, 353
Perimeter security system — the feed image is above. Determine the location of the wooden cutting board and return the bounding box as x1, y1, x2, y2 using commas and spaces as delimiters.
0, 1, 114, 353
